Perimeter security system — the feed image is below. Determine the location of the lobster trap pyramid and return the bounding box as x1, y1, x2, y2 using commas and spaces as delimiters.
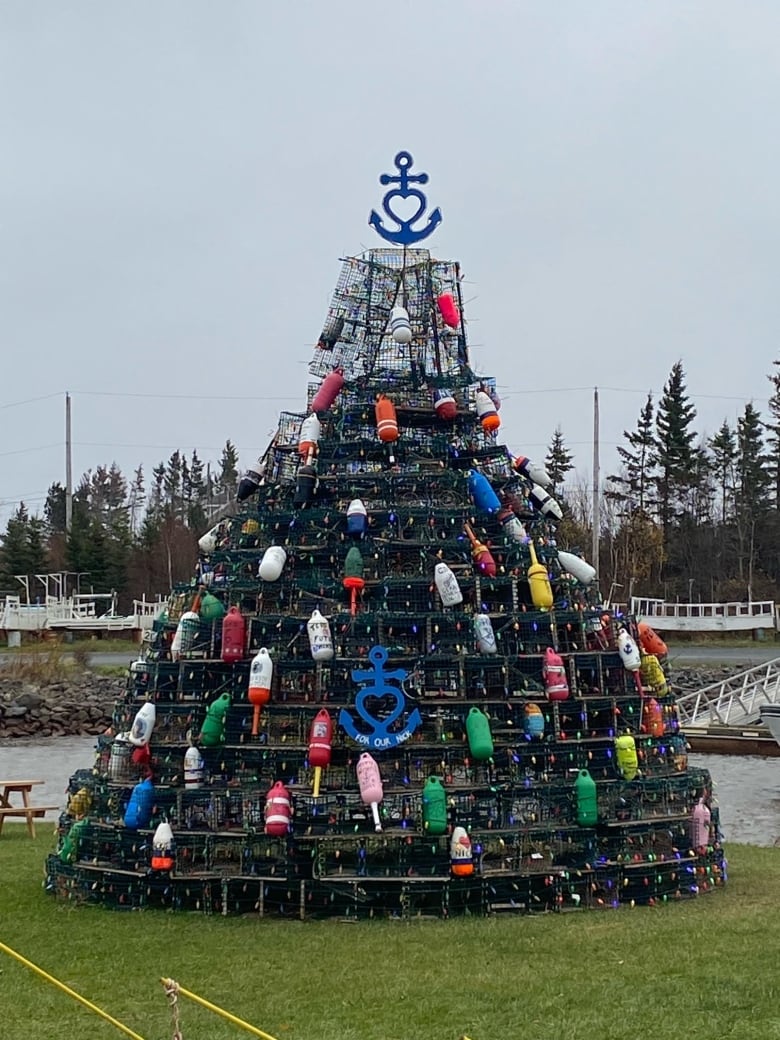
46, 154, 725, 918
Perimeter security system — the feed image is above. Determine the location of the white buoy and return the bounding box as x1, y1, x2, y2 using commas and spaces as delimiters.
184, 746, 205, 788
258, 546, 287, 581
557, 550, 597, 586
307, 609, 335, 661
434, 562, 463, 607
390, 305, 412, 344
529, 485, 563, 522
618, 629, 641, 671
474, 615, 497, 654
128, 702, 156, 747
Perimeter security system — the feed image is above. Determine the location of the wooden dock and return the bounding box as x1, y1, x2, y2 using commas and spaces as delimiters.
684, 725, 780, 757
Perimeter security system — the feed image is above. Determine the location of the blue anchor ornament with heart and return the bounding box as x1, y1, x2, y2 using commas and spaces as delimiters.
368, 151, 443, 245
339, 645, 422, 750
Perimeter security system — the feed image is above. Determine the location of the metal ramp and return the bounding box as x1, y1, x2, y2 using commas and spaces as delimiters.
676, 657, 780, 727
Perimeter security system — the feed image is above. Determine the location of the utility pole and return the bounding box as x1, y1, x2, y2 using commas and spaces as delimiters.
65, 391, 73, 534
592, 387, 599, 579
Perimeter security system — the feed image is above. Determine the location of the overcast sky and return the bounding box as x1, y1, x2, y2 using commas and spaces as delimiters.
2, 1, 779, 529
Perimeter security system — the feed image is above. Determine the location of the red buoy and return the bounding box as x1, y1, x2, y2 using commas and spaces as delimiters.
264, 780, 292, 836
437, 292, 460, 328
310, 367, 344, 413
221, 606, 246, 663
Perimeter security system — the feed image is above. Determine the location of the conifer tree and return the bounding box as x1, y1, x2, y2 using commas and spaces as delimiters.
765, 360, 780, 509
606, 392, 656, 514
709, 420, 737, 524
544, 426, 574, 494
653, 362, 699, 532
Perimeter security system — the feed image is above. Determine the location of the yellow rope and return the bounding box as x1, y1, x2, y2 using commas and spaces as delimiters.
0, 940, 147, 1040
161, 978, 280, 1040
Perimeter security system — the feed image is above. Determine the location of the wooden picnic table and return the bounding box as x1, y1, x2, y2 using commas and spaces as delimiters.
0, 779, 58, 838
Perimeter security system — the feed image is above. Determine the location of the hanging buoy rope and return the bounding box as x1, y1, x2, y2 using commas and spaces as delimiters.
0, 940, 147, 1040
161, 978, 280, 1040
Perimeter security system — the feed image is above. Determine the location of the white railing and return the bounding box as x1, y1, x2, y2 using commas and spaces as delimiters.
1, 594, 166, 635
630, 597, 776, 632
676, 658, 780, 727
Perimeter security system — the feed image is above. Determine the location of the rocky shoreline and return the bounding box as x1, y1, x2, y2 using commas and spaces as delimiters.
0, 664, 742, 742
0, 673, 124, 741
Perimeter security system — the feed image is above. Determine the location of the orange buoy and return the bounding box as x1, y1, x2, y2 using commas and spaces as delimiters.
375, 393, 399, 443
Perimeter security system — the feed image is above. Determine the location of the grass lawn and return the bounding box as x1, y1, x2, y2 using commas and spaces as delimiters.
0, 829, 778, 1040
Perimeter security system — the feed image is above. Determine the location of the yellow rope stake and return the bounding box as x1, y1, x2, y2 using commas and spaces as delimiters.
0, 940, 148, 1040
161, 978, 280, 1040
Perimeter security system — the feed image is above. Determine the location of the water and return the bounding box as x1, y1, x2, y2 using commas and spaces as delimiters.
0, 738, 777, 846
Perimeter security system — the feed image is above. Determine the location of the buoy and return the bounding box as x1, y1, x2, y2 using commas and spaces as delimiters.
474, 614, 497, 654
437, 291, 460, 328
529, 485, 563, 522
523, 703, 544, 739
640, 653, 669, 697
542, 647, 569, 700
357, 753, 384, 832
527, 541, 553, 610
248, 648, 273, 736
433, 388, 457, 421
375, 393, 399, 443
200, 692, 231, 747
468, 469, 501, 514
390, 305, 412, 344
422, 776, 448, 835
124, 777, 155, 830
475, 390, 500, 433
641, 697, 665, 737
557, 550, 597, 586
498, 506, 527, 543
264, 781, 292, 836
221, 606, 246, 663
346, 499, 368, 537
171, 610, 200, 661
307, 709, 333, 797
615, 734, 639, 780
465, 706, 494, 760
298, 413, 321, 459
184, 746, 205, 788
464, 523, 497, 577
343, 546, 365, 616
575, 769, 598, 826
310, 367, 344, 412
293, 463, 318, 506
236, 458, 264, 502
199, 592, 225, 622
450, 826, 473, 876
690, 798, 711, 850
307, 609, 334, 661
512, 455, 552, 488
638, 622, 668, 658
151, 821, 175, 871
198, 523, 221, 555
128, 702, 156, 747
617, 629, 641, 672
434, 562, 463, 607
258, 545, 287, 581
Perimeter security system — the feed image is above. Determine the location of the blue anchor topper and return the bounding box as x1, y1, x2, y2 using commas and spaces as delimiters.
339, 645, 422, 750
368, 151, 443, 245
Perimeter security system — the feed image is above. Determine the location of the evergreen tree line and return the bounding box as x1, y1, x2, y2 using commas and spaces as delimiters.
2, 359, 779, 607
0, 443, 240, 609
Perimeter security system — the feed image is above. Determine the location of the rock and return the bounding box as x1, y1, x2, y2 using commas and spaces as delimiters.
15, 690, 44, 709
6, 704, 30, 718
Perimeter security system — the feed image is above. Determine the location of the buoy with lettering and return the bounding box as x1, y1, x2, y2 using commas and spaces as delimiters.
264, 781, 292, 836
200, 692, 231, 747
527, 541, 553, 610
512, 455, 552, 488
310, 366, 344, 413
258, 545, 287, 582
638, 622, 668, 659
617, 629, 641, 672
357, 753, 384, 832
475, 390, 500, 433
641, 697, 665, 737
346, 498, 368, 537
307, 709, 333, 797
523, 703, 544, 739
237, 457, 264, 502
343, 546, 365, 616
422, 776, 448, 835
466, 706, 494, 760
307, 609, 334, 662
129, 701, 156, 747
464, 523, 497, 577
543, 647, 569, 700
437, 291, 460, 328
184, 746, 205, 788
434, 562, 463, 607
690, 798, 711, 850
298, 413, 322, 459
151, 821, 175, 871
474, 614, 497, 655
124, 776, 155, 830
248, 648, 273, 736
557, 550, 597, 586
433, 388, 457, 421
221, 606, 246, 663
529, 484, 563, 522
390, 305, 412, 344
615, 734, 639, 780
575, 769, 598, 826
450, 826, 473, 876
171, 610, 200, 661
468, 469, 501, 514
